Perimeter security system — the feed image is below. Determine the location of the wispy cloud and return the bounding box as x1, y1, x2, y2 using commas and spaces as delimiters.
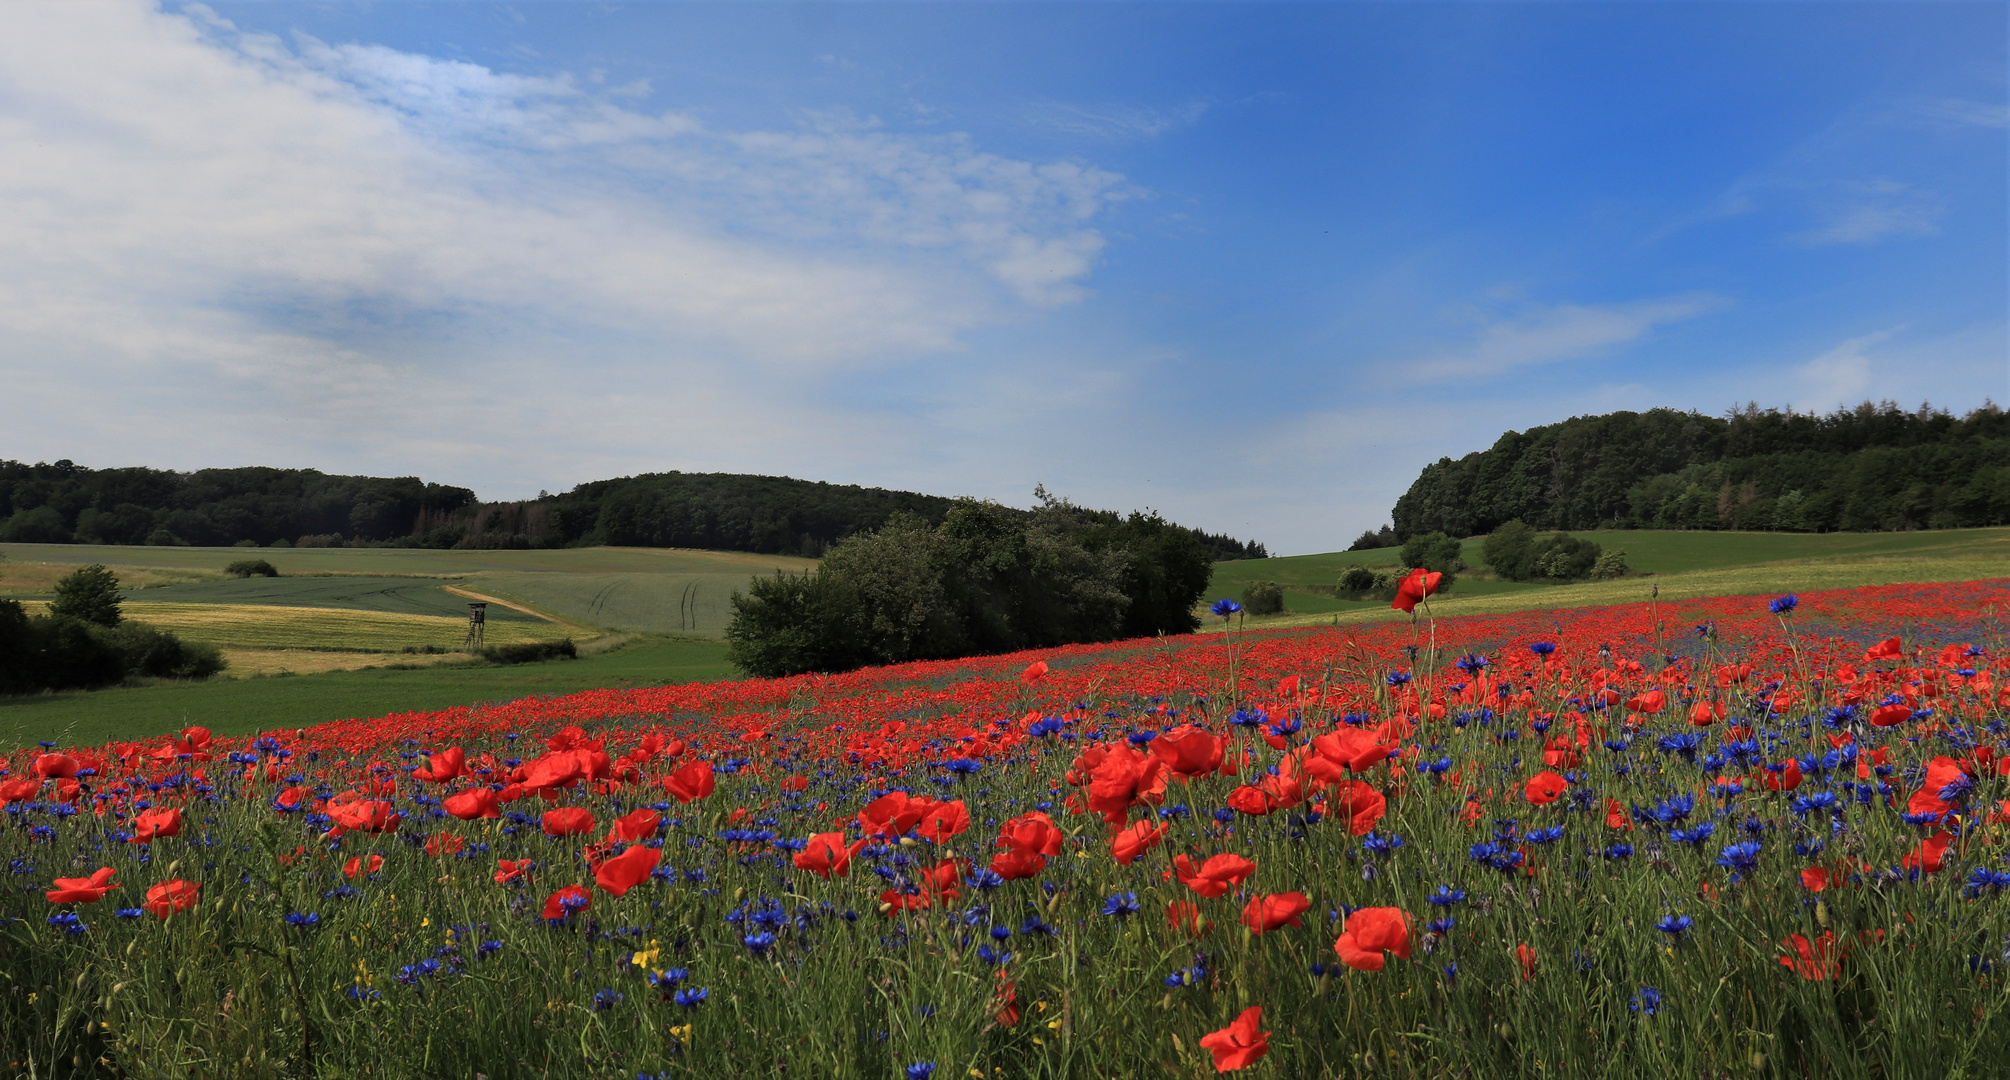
1394, 294, 1729, 384
0, 0, 1137, 490
1022, 98, 1209, 141
1794, 179, 1943, 245
1793, 328, 1891, 409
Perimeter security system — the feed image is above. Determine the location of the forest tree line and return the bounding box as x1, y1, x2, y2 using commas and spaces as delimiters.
1386, 401, 2010, 540
0, 461, 1268, 562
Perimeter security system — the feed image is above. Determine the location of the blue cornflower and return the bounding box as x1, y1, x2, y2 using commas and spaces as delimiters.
1028, 716, 1065, 737
1669, 821, 1717, 847
1210, 599, 1242, 618
742, 932, 776, 956
673, 987, 709, 1008
1603, 843, 1634, 860
591, 989, 623, 1011
48, 912, 87, 935
1101, 892, 1140, 918
1769, 594, 1798, 615
906, 1065, 937, 1080
114, 907, 144, 919
1455, 654, 1489, 673
1385, 670, 1412, 688
976, 944, 1013, 965
1656, 732, 1704, 762
1020, 915, 1055, 936
1529, 642, 1556, 657
1362, 831, 1404, 855
1427, 885, 1466, 907
1655, 915, 1694, 938
284, 912, 321, 929
967, 868, 1005, 891
1427, 917, 1454, 934
1230, 708, 1266, 728
1525, 826, 1566, 845
1629, 986, 1662, 1016
1716, 841, 1762, 873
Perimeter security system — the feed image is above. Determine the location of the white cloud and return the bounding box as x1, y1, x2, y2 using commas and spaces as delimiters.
1793, 329, 1890, 408
1022, 99, 1210, 141
1394, 294, 1729, 384
0, 1, 1133, 490
1795, 179, 1943, 245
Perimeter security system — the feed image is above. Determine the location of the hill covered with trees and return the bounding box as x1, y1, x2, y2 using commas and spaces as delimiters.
1388, 401, 2010, 539
0, 461, 1268, 562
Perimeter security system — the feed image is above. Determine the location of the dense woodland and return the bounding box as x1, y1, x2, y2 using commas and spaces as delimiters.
0, 461, 1268, 562
1389, 401, 2010, 539
724, 495, 1215, 676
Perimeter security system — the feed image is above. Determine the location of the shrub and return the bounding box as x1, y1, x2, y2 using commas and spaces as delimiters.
1481, 520, 1537, 580
224, 558, 280, 578
0, 506, 70, 544
725, 571, 867, 677
1483, 521, 1604, 582
480, 639, 577, 665
50, 564, 122, 627
1241, 581, 1284, 615
1337, 566, 1378, 598
1592, 548, 1630, 580
1349, 525, 1399, 551
97, 621, 227, 680
1399, 531, 1466, 575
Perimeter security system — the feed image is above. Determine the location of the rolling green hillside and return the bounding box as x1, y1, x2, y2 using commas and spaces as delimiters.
1206, 526, 2010, 618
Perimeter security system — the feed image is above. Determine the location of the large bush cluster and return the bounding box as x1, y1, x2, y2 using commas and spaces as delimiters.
0, 565, 224, 694
724, 499, 1212, 676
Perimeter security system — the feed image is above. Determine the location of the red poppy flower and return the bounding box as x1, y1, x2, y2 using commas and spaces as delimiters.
1239, 892, 1311, 933
611, 808, 661, 842
913, 800, 971, 843
443, 787, 502, 820
343, 854, 384, 879
1868, 704, 1912, 728
859, 791, 934, 838
1308, 727, 1394, 777
1197, 1005, 1270, 1072
1175, 853, 1257, 899
324, 795, 399, 835
541, 807, 596, 837
1605, 798, 1632, 830
426, 833, 464, 857
1688, 701, 1724, 727
1391, 569, 1441, 614
1150, 725, 1227, 778
1800, 867, 1829, 892
662, 760, 716, 804
1625, 689, 1666, 714
1515, 942, 1537, 980
412, 747, 466, 783
46, 867, 118, 904
1781, 932, 1840, 980
1332, 907, 1410, 971
996, 811, 1064, 858
494, 859, 533, 884
1085, 744, 1168, 825
1326, 780, 1387, 835
1111, 820, 1166, 865
1021, 660, 1049, 683
1901, 831, 1952, 874
594, 843, 661, 896
1166, 900, 1213, 938
794, 832, 865, 879
1523, 771, 1568, 806
131, 807, 182, 843
1862, 637, 1902, 661
1763, 760, 1804, 792
32, 754, 79, 779
542, 884, 592, 919
0, 777, 40, 807
143, 879, 200, 918
988, 846, 1047, 881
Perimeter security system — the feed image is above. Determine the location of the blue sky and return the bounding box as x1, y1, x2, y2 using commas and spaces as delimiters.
0, 2, 2002, 553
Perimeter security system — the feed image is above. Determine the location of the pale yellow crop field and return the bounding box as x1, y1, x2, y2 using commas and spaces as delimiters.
18, 601, 588, 653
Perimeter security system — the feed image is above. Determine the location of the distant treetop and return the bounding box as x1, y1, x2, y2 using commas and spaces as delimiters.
1389, 400, 2009, 539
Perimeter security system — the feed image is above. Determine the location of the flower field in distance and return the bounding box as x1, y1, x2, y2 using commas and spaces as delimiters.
4, 579, 2010, 1079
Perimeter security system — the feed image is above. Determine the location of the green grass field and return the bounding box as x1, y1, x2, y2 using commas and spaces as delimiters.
0, 634, 734, 747
4, 529, 2006, 747
1206, 525, 2010, 617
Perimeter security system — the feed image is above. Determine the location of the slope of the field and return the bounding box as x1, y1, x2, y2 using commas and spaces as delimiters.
0, 543, 816, 638
1204, 526, 2010, 626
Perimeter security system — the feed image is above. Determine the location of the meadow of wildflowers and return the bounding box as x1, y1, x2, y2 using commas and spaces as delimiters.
3, 576, 2008, 1079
